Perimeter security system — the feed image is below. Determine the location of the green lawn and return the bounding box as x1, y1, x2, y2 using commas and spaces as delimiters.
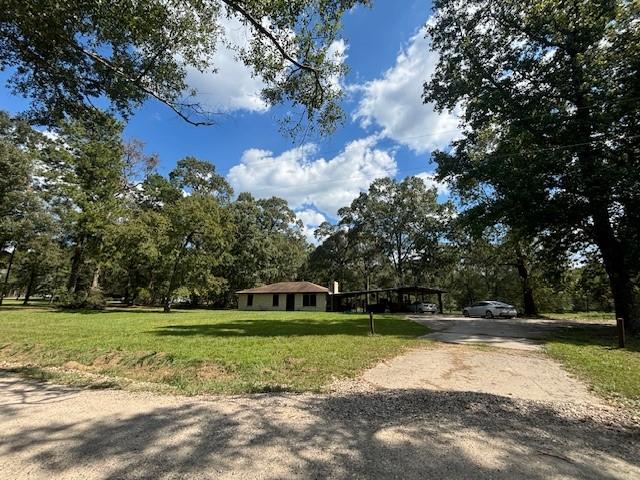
544, 324, 640, 408
543, 311, 615, 322
0, 304, 426, 394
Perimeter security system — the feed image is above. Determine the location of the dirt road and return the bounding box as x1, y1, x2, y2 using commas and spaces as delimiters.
1, 365, 638, 479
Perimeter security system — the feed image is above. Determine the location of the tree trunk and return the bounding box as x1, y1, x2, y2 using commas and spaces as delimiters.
0, 245, 16, 306
90, 264, 101, 292
67, 235, 86, 293
163, 233, 193, 313
23, 268, 36, 305
567, 49, 638, 333
514, 247, 537, 317
123, 284, 130, 305
591, 205, 638, 334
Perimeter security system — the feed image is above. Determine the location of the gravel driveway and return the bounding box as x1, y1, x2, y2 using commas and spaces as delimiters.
1, 370, 639, 479
1, 314, 636, 479
410, 314, 601, 350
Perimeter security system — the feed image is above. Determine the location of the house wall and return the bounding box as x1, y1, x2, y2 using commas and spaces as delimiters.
237, 293, 327, 311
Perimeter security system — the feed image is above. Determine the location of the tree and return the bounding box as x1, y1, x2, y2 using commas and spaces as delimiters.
44, 114, 126, 304
1, 0, 365, 134
425, 0, 640, 332
308, 223, 357, 290
224, 193, 308, 303
158, 158, 234, 312
170, 156, 232, 200
0, 112, 51, 305
339, 177, 453, 286
160, 195, 233, 312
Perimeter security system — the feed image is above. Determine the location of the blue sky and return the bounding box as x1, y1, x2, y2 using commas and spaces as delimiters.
0, 1, 458, 241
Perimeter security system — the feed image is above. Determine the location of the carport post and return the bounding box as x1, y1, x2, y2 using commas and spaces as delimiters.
437, 292, 443, 314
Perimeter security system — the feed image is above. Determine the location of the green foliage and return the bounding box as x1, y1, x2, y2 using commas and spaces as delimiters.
0, 109, 619, 316
169, 156, 233, 200
223, 193, 308, 302
1, 0, 366, 135
425, 0, 640, 329
338, 176, 454, 286
56, 290, 106, 310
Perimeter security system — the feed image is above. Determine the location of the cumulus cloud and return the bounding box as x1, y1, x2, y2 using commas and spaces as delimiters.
415, 171, 450, 195
326, 39, 348, 91
353, 27, 459, 154
296, 208, 328, 244
184, 18, 348, 114
227, 136, 397, 217
185, 15, 268, 113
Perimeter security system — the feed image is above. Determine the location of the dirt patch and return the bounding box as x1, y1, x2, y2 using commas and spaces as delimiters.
63, 361, 92, 372
195, 363, 233, 381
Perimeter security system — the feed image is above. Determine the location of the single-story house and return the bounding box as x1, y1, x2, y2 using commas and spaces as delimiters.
236, 281, 331, 311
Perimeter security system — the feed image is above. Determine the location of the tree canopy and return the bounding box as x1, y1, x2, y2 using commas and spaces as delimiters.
424, 0, 640, 331
1, 0, 367, 134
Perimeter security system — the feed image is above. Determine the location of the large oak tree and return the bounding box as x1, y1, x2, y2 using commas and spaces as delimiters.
424, 0, 640, 332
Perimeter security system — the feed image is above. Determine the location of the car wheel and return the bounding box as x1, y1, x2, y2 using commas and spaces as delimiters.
463, 310, 469, 317
485, 310, 494, 319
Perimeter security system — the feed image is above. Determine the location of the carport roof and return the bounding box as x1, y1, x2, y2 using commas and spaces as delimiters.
332, 286, 447, 297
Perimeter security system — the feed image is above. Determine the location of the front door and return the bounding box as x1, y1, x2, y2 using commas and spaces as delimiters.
286, 294, 295, 311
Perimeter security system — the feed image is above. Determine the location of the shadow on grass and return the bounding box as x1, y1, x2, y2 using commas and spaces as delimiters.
1, 375, 638, 479
151, 317, 424, 338
545, 323, 640, 353
0, 305, 58, 312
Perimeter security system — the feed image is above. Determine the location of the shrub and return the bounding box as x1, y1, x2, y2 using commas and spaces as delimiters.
56, 290, 106, 310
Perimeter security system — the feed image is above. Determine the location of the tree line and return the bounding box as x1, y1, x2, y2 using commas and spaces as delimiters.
0, 112, 308, 311
1, 0, 636, 330
0, 110, 614, 315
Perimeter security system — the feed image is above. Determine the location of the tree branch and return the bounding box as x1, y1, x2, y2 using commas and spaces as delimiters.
71, 42, 217, 126
220, 0, 324, 106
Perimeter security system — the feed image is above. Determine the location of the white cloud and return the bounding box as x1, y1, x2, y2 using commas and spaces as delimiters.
185, 15, 268, 113
353, 27, 459, 154
415, 171, 449, 195
227, 135, 397, 217
297, 208, 327, 228
296, 208, 327, 244
326, 39, 348, 91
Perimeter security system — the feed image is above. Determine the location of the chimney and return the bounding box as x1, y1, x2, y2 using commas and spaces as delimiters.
329, 281, 339, 294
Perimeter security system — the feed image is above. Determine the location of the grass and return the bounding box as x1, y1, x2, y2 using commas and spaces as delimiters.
0, 304, 427, 394
542, 311, 615, 322
544, 323, 640, 408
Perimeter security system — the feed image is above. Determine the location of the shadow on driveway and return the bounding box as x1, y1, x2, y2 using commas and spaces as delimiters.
1, 374, 638, 479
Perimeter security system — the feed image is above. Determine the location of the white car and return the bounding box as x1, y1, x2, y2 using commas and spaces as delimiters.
463, 301, 517, 319
407, 302, 438, 314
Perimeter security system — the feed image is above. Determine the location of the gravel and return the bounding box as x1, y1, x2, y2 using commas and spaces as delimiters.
2, 370, 639, 479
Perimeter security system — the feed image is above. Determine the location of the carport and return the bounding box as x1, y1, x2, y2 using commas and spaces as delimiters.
330, 286, 446, 313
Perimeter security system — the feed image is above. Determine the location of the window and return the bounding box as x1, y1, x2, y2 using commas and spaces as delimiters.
272, 294, 279, 307
302, 294, 317, 307
247, 294, 253, 306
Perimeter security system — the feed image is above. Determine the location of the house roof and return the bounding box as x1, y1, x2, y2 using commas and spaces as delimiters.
236, 281, 330, 294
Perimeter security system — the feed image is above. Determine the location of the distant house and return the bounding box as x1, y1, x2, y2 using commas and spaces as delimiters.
236, 282, 331, 311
